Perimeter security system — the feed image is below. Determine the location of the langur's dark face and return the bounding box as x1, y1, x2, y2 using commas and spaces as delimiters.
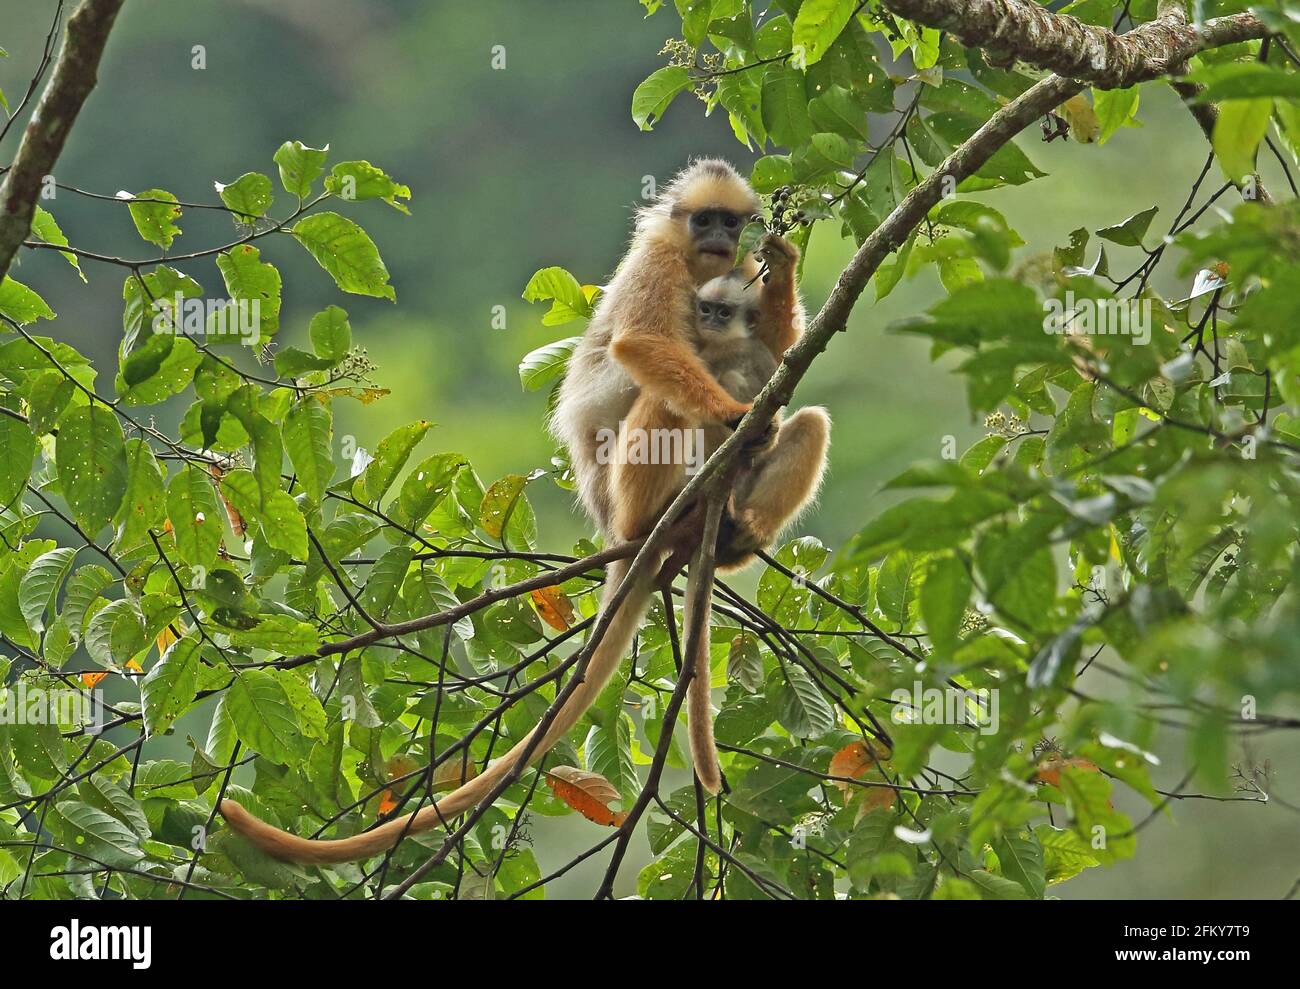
696, 296, 738, 330
688, 207, 744, 257
696, 293, 756, 334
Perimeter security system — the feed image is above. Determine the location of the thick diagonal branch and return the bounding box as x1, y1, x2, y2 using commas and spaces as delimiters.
881, 0, 1266, 88
0, 0, 125, 280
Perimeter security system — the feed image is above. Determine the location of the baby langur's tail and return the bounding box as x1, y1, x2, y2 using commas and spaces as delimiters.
218, 556, 653, 865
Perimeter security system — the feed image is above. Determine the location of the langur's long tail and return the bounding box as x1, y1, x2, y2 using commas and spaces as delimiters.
218, 556, 653, 865
684, 561, 723, 795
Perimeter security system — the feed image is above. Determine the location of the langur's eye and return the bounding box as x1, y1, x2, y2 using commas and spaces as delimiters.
698, 301, 712, 315
717, 306, 732, 320
724, 214, 739, 229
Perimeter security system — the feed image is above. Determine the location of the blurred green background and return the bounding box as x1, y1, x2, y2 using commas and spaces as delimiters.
1, 0, 1293, 898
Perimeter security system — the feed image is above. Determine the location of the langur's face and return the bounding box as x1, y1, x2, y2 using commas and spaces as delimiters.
696, 280, 757, 338
687, 207, 745, 259
696, 294, 739, 331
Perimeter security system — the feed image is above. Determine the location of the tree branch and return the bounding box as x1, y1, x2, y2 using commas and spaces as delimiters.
881, 0, 1266, 88
0, 0, 125, 281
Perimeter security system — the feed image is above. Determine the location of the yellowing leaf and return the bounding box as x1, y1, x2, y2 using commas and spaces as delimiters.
854, 786, 897, 823
478, 474, 528, 539
81, 671, 109, 688
529, 585, 575, 631
830, 740, 897, 820
1058, 94, 1100, 144
322, 386, 390, 405
828, 739, 891, 792
1034, 754, 1100, 787
155, 624, 181, 656
432, 757, 477, 792
545, 765, 626, 827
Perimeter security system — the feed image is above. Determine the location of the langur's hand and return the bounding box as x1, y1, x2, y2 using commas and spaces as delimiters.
757, 233, 799, 282
722, 402, 753, 430
744, 415, 780, 455
725, 410, 777, 452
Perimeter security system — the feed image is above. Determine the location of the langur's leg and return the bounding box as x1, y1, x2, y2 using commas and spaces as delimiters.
726, 406, 830, 550
611, 394, 689, 541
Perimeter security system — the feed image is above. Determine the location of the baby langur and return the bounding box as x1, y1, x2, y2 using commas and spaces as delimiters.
683, 271, 782, 794
693, 271, 780, 451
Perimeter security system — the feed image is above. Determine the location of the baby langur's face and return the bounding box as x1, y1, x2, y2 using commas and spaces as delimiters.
696, 274, 758, 339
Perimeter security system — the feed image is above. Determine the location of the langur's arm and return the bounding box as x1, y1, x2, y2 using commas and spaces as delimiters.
753, 234, 803, 359
608, 246, 750, 425
611, 332, 750, 425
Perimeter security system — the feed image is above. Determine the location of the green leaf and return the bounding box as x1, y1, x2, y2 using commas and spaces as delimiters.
968, 868, 1030, 900
791, 0, 856, 67
0, 276, 55, 324
518, 336, 579, 390
1096, 205, 1158, 248
1190, 62, 1300, 102
283, 398, 334, 502
1212, 97, 1271, 183
273, 140, 329, 198
227, 669, 310, 764
215, 244, 282, 343
141, 635, 201, 734
116, 334, 200, 405
215, 171, 274, 222
725, 633, 763, 694
921, 553, 970, 657
585, 714, 637, 801
167, 465, 223, 572
50, 799, 144, 868
77, 775, 150, 838
631, 65, 691, 130
126, 188, 182, 248
774, 666, 835, 738
324, 160, 411, 212
877, 549, 922, 627
259, 488, 309, 560
362, 419, 431, 504
56, 404, 128, 535
61, 564, 114, 634
227, 387, 281, 504
808, 85, 870, 141
751, 155, 794, 194
230, 615, 320, 654
310, 305, 351, 362
18, 547, 77, 635
1035, 824, 1099, 884
25, 371, 73, 435
993, 834, 1045, 898
761, 64, 813, 148
292, 211, 395, 300
1093, 86, 1138, 144
361, 545, 412, 618
114, 438, 166, 552
0, 408, 37, 508
84, 597, 146, 668
522, 268, 594, 324
30, 206, 84, 280
394, 452, 466, 528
